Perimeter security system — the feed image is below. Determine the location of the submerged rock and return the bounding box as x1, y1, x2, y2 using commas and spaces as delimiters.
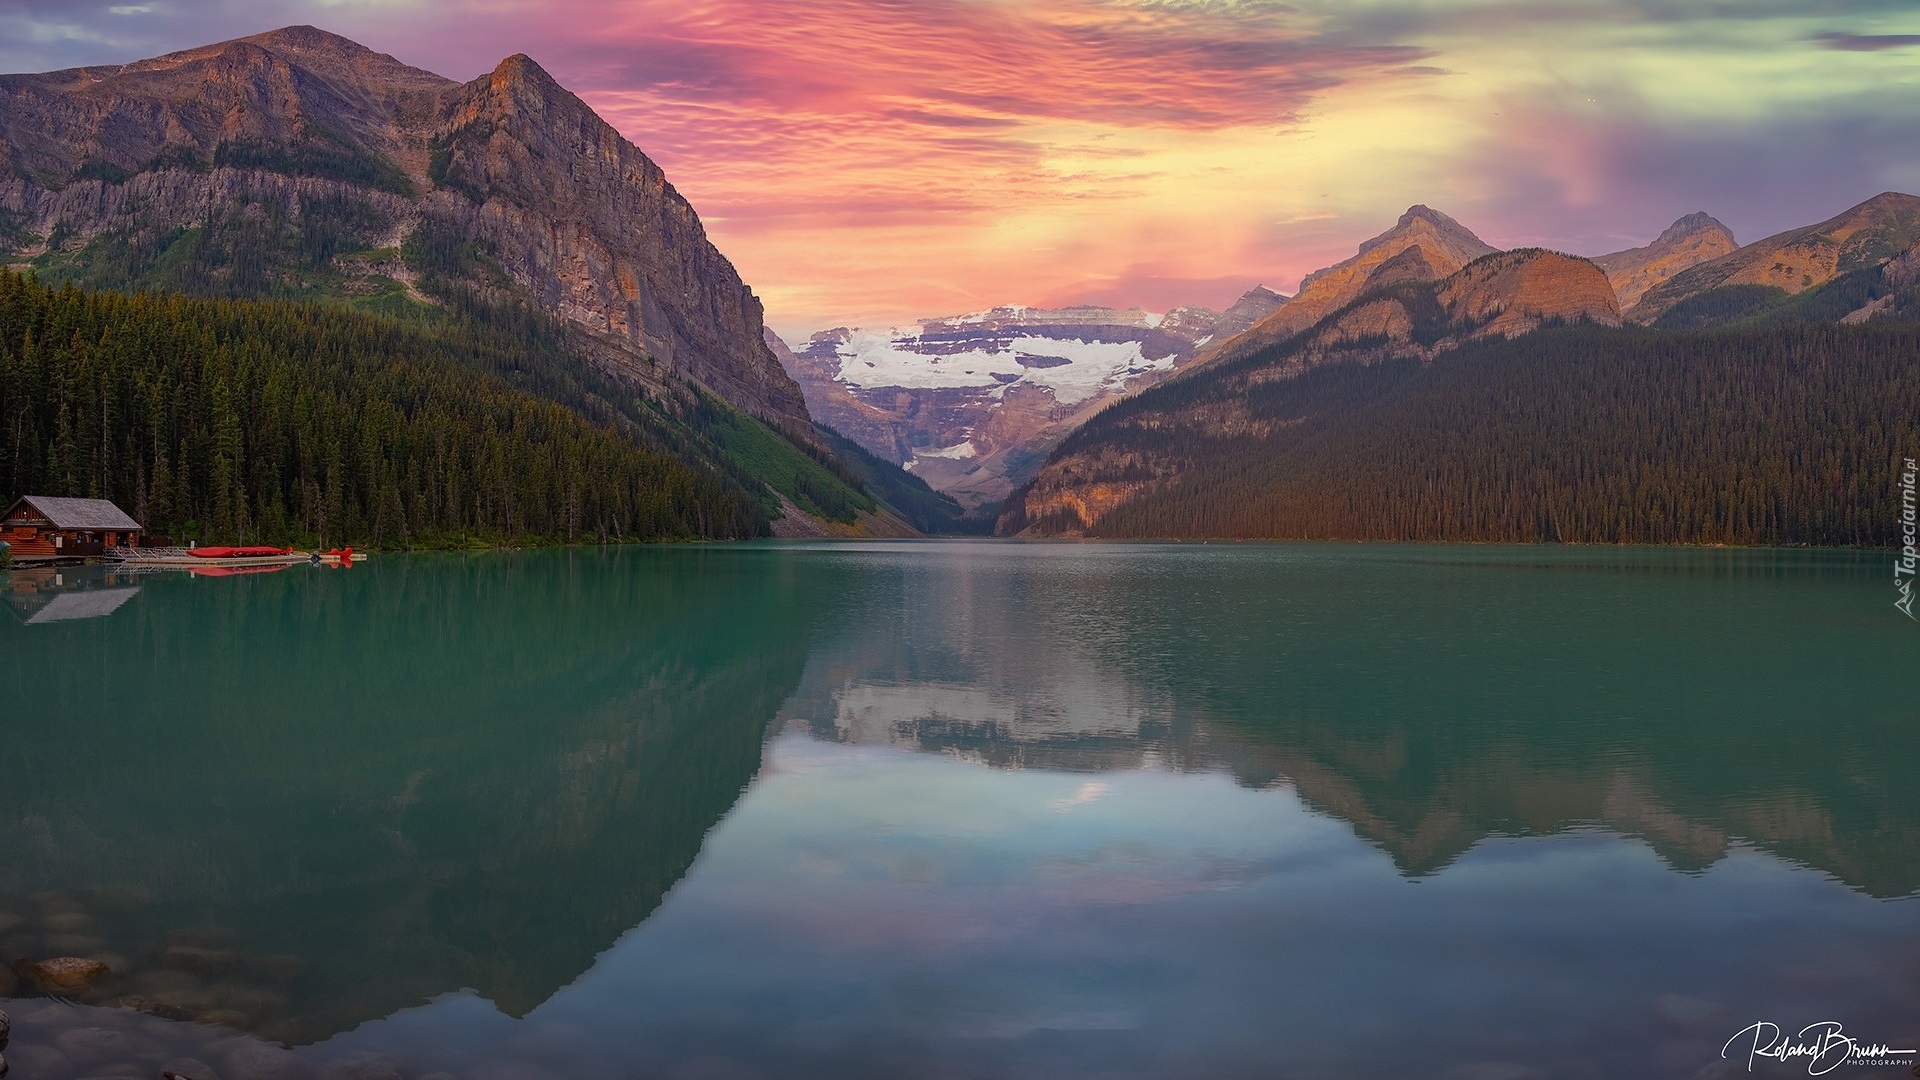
215, 985, 287, 1020
55, 1025, 130, 1067
40, 912, 93, 934
248, 957, 302, 987
220, 1043, 314, 1080
316, 1054, 404, 1080
0, 1005, 9, 1047
27, 955, 113, 992
160, 1058, 222, 1080
466, 1062, 562, 1080
27, 891, 82, 916
164, 947, 244, 976
4, 1043, 71, 1077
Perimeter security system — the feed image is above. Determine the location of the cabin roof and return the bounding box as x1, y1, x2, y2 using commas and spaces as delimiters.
7, 495, 143, 531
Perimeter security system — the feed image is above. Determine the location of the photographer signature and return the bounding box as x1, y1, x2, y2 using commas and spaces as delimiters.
1723, 1021, 1916, 1075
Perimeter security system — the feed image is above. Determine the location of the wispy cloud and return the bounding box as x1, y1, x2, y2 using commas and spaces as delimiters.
1808, 30, 1920, 50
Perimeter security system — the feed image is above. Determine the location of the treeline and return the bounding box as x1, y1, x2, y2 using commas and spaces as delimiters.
25, 203, 879, 532
1006, 323, 1920, 546
0, 270, 765, 547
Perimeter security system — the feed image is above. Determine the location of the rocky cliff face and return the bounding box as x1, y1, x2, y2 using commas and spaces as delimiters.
1627, 192, 1920, 324
1002, 249, 1620, 534
1592, 212, 1736, 309
777, 291, 1283, 509
1194, 206, 1497, 367
0, 26, 811, 432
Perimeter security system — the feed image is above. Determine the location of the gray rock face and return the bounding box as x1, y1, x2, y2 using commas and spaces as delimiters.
0, 25, 810, 432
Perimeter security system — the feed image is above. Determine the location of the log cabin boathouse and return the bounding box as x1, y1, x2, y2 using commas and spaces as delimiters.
2, 496, 145, 561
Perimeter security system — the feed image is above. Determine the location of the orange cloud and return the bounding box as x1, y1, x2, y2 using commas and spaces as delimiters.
523, 0, 1435, 330
10, 0, 1920, 334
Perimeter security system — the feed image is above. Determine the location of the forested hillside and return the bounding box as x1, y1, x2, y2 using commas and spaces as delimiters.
1003, 323, 1920, 546
813, 425, 986, 535
0, 270, 870, 546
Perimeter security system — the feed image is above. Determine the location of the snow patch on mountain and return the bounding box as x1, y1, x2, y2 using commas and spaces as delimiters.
835, 331, 1166, 406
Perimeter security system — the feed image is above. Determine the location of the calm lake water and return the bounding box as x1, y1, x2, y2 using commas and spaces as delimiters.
1, 541, 1916, 1080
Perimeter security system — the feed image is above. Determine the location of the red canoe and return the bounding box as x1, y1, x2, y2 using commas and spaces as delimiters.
188, 546, 293, 559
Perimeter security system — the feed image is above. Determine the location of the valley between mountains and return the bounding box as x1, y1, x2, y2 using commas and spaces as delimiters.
3, 26, 1918, 548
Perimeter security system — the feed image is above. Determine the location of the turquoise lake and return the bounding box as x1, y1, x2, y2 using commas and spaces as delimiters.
1, 541, 1916, 1079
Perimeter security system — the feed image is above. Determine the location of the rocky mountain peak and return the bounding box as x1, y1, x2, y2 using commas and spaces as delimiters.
1198, 206, 1495, 366
1399, 204, 1468, 232
1628, 191, 1920, 322
1594, 212, 1738, 309
1860, 190, 1919, 213
1211, 285, 1288, 339
489, 53, 557, 91
242, 25, 381, 60
1346, 205, 1489, 263
1657, 212, 1730, 245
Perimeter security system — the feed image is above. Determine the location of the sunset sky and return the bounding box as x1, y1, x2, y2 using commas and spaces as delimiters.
6, 1, 1920, 336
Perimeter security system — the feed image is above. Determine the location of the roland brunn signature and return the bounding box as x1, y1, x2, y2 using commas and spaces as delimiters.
1723, 1021, 1917, 1075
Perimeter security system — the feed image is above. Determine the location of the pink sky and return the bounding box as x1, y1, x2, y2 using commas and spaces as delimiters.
7, 1, 1920, 335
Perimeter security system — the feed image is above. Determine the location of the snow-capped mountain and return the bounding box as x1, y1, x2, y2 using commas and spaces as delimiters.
771, 289, 1284, 510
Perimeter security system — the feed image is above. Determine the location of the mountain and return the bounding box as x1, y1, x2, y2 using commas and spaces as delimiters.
1627, 191, 1920, 327
1001, 319, 1920, 544
0, 28, 811, 426
1000, 247, 1623, 534
1592, 212, 1737, 309
0, 27, 895, 535
1281, 247, 1620, 368
775, 291, 1283, 510
1194, 205, 1497, 368
1001, 194, 1920, 543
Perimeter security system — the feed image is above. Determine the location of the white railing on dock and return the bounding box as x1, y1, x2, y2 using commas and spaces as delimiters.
108, 545, 194, 559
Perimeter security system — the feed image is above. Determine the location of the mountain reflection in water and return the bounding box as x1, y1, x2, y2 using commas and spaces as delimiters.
0, 542, 1914, 1078
0, 549, 827, 1043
